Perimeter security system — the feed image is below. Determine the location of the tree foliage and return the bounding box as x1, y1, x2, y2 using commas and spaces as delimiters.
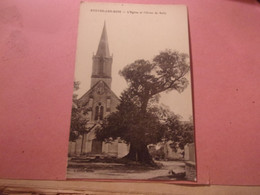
96, 90, 165, 145
69, 81, 88, 142
120, 50, 189, 109
164, 113, 194, 151
96, 49, 191, 164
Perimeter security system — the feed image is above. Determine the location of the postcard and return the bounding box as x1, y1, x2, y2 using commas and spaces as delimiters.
67, 2, 196, 181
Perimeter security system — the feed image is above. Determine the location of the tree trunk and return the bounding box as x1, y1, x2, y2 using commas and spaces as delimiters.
123, 96, 155, 165
123, 142, 154, 165
140, 97, 149, 115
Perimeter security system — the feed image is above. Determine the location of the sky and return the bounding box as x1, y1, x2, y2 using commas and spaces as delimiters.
74, 2, 193, 121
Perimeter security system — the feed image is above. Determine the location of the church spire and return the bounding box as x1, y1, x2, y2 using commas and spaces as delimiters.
96, 21, 110, 57
91, 22, 113, 88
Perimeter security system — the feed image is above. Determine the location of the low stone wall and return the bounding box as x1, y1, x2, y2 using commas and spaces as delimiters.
185, 161, 196, 181
68, 141, 76, 156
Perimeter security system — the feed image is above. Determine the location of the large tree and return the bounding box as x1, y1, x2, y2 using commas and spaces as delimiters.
96, 90, 166, 164
96, 50, 190, 164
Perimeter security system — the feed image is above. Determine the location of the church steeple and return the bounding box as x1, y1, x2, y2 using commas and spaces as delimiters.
91, 22, 113, 88
96, 22, 110, 57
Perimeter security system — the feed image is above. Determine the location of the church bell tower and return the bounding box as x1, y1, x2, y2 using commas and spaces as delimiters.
91, 22, 113, 88
70, 22, 126, 157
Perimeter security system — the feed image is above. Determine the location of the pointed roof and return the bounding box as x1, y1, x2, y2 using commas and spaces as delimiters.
96, 22, 110, 57
78, 80, 120, 104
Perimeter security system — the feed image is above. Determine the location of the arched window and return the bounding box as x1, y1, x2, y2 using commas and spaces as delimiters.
94, 106, 99, 120
94, 104, 104, 121
100, 106, 104, 120
106, 98, 111, 112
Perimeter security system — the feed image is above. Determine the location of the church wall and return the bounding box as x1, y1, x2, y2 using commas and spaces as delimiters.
91, 57, 99, 78
75, 136, 83, 156
118, 142, 129, 158
71, 81, 121, 157
84, 140, 92, 153
91, 57, 112, 77
189, 143, 195, 162
102, 142, 109, 153
84, 130, 96, 153
91, 56, 112, 88
70, 89, 123, 157
80, 82, 118, 115
103, 57, 112, 78
87, 85, 119, 122
184, 143, 195, 162
69, 23, 125, 157
68, 141, 76, 156
107, 142, 118, 156
91, 78, 111, 89
82, 90, 120, 156
109, 94, 120, 113
102, 141, 128, 157
81, 133, 88, 153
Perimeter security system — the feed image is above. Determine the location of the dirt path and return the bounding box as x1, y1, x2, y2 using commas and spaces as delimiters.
67, 161, 186, 180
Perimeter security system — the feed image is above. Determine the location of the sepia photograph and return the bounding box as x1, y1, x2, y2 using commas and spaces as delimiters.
67, 2, 196, 181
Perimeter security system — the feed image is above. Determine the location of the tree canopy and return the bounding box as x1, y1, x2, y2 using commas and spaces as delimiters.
96, 90, 166, 145
96, 49, 192, 164
69, 81, 88, 142
163, 112, 194, 151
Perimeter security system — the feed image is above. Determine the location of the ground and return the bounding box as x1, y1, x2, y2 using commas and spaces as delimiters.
67, 157, 190, 180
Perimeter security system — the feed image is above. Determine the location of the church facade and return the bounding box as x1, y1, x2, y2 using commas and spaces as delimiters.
68, 23, 128, 157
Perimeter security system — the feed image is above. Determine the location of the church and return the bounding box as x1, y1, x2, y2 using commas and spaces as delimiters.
68, 23, 129, 158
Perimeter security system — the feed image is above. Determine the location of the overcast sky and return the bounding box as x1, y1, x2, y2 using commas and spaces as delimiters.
74, 2, 193, 121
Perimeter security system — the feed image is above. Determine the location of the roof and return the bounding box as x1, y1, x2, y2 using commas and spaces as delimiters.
78, 80, 120, 104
